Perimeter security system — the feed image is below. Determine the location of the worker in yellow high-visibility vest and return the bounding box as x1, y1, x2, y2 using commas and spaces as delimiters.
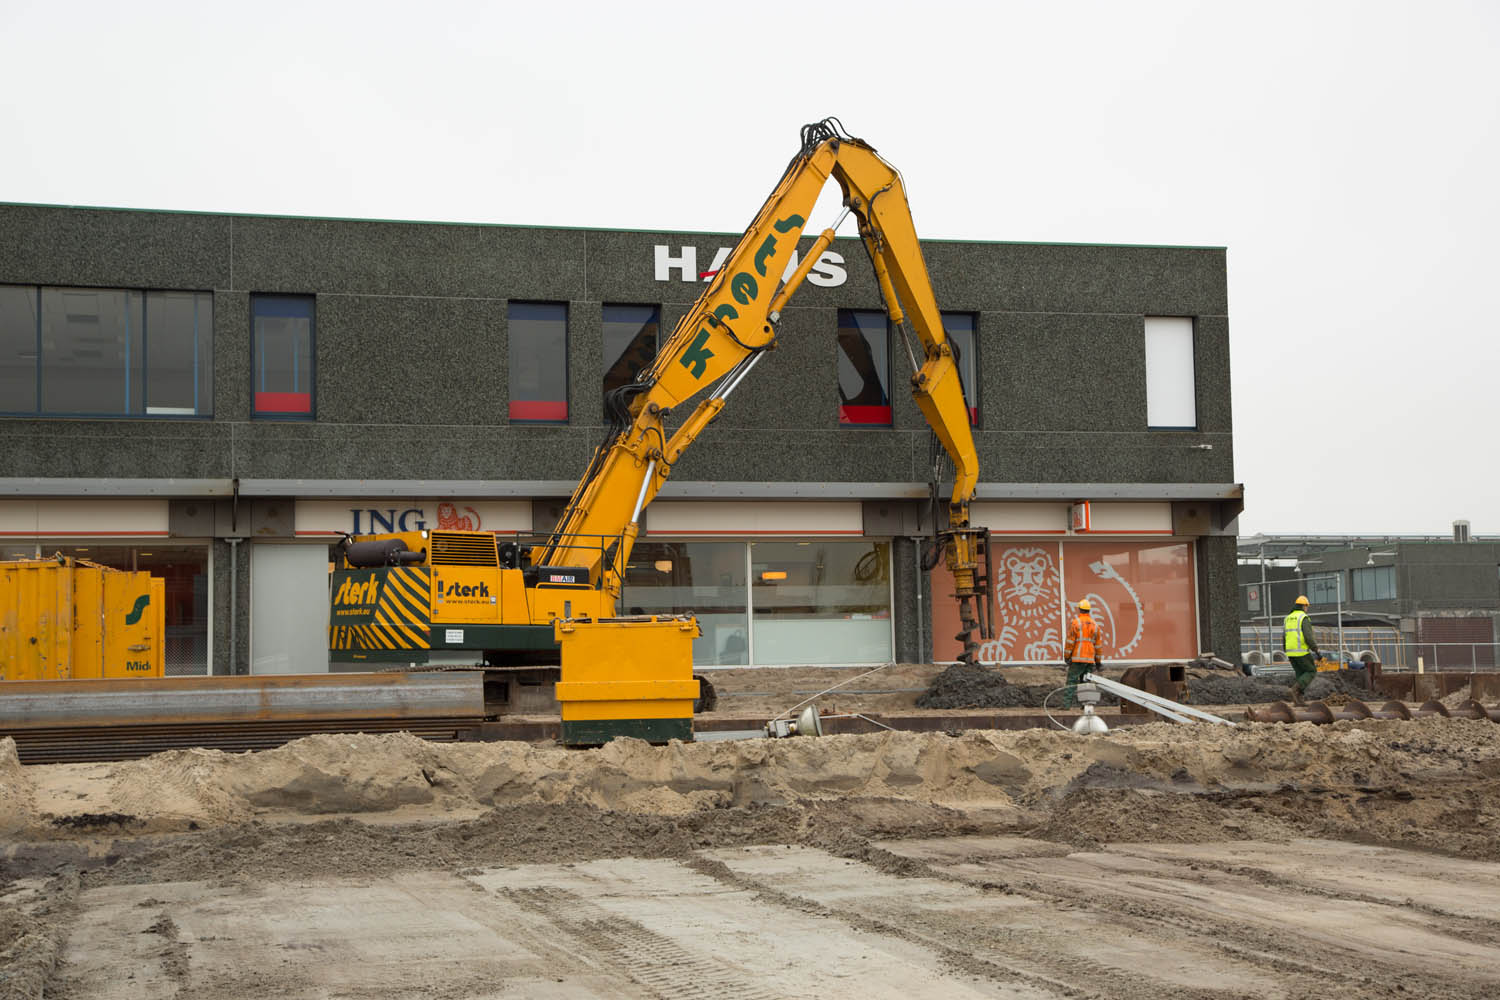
1283, 595, 1321, 702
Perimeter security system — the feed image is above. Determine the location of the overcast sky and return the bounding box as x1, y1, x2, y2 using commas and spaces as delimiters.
2, 1, 1495, 538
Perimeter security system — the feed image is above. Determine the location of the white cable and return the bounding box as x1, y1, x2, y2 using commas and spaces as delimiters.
818, 712, 897, 732
1041, 685, 1075, 731
774, 663, 893, 720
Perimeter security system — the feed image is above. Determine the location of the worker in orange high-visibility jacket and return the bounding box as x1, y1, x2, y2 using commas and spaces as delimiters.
1062, 599, 1104, 707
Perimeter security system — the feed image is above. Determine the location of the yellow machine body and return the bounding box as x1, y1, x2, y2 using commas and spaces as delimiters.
0, 557, 165, 681
328, 529, 614, 666
554, 616, 700, 745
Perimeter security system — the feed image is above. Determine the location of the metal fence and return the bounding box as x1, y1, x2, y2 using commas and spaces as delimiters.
1403, 641, 1499, 672
1240, 625, 1500, 672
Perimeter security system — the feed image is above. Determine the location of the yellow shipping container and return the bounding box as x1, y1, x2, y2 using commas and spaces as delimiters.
0, 557, 165, 681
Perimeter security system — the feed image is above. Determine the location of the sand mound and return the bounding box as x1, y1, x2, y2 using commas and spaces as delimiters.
11, 719, 1500, 847
0, 737, 35, 837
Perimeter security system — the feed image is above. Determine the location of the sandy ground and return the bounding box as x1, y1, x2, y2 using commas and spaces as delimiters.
4, 709, 1500, 999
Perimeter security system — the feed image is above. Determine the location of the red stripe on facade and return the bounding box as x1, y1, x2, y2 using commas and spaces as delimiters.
0, 530, 171, 536
645, 529, 862, 536
254, 391, 312, 414
839, 404, 892, 425
509, 400, 569, 421
1077, 529, 1175, 535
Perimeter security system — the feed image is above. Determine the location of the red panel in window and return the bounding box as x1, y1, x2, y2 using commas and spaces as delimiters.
509, 400, 568, 421
839, 404, 892, 425
254, 391, 312, 414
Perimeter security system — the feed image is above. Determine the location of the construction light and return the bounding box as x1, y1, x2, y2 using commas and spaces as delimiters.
760, 570, 788, 581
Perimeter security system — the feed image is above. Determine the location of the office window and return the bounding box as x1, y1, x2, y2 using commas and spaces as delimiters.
1304, 572, 1341, 606
837, 309, 891, 425
41, 288, 143, 414
602, 304, 659, 401
1144, 316, 1196, 428
509, 301, 568, 421
252, 295, 314, 417
751, 539, 892, 664
621, 540, 748, 665
0, 285, 39, 412
145, 291, 213, 415
942, 311, 978, 425
0, 284, 212, 417
1352, 564, 1396, 601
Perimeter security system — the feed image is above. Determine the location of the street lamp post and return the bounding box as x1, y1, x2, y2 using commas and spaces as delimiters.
1298, 559, 1343, 662
1259, 544, 1270, 651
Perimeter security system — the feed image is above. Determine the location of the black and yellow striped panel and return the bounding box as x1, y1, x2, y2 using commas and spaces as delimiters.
336, 567, 431, 651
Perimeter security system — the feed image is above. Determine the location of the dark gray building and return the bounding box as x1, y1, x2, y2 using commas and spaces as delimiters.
1238, 529, 1500, 669
1, 202, 1241, 675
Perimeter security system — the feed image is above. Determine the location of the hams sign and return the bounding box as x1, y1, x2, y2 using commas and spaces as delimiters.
654, 245, 846, 287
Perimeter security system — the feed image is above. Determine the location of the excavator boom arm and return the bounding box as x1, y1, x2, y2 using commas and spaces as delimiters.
536, 121, 984, 655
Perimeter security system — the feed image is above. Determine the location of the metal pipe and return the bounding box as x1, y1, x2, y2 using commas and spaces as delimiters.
630, 460, 655, 524
913, 537, 924, 662
718, 351, 765, 401
1084, 673, 1235, 726
0, 671, 486, 728
1080, 675, 1196, 724
227, 537, 241, 676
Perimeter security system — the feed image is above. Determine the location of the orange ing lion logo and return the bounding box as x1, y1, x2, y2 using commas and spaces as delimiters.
978, 546, 1063, 662
437, 503, 481, 530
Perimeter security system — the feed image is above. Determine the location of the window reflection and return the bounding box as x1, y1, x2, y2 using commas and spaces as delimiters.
252, 295, 314, 416
602, 304, 658, 401
622, 541, 748, 665
751, 539, 892, 664
942, 311, 978, 425
837, 309, 891, 425
509, 301, 568, 421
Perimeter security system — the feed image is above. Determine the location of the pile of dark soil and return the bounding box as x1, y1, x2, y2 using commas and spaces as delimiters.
1187, 675, 1292, 705
916, 664, 1118, 709
916, 664, 1049, 708
1303, 670, 1376, 701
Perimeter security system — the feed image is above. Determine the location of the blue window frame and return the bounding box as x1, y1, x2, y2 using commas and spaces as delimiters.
942, 311, 979, 426
509, 301, 568, 422
252, 295, 315, 418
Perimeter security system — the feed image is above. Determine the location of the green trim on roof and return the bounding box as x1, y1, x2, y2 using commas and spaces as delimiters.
0, 200, 1226, 252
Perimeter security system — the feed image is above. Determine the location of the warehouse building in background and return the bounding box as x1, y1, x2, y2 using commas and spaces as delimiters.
0, 203, 1241, 675
1238, 525, 1500, 671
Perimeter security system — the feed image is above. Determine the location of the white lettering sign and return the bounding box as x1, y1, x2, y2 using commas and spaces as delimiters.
652, 245, 846, 288
294, 500, 531, 537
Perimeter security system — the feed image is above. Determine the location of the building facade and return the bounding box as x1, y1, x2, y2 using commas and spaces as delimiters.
1238, 531, 1500, 670
1, 203, 1240, 675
